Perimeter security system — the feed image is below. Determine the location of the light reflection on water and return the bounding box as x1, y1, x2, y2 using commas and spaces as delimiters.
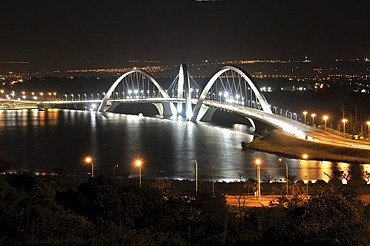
0, 109, 368, 183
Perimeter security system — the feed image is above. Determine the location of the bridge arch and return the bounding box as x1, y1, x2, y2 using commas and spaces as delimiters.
98, 69, 169, 112
191, 65, 272, 121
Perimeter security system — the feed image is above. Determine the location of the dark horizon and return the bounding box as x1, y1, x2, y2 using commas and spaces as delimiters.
1, 1, 369, 72
2, 56, 370, 77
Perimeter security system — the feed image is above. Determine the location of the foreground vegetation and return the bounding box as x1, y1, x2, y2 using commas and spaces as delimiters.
1, 172, 370, 245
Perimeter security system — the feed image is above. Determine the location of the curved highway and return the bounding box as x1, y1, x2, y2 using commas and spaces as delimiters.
202, 100, 370, 151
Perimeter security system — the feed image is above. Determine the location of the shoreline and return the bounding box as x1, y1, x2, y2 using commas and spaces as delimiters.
242, 129, 370, 164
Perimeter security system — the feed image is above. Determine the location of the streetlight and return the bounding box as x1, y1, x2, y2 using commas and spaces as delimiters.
135, 159, 142, 187
212, 164, 216, 197
85, 156, 94, 177
305, 175, 309, 195
302, 153, 309, 194
366, 121, 370, 140
279, 158, 289, 195
255, 159, 261, 200
311, 113, 316, 126
303, 111, 308, 129
342, 118, 348, 136
194, 159, 199, 193
113, 164, 118, 180
323, 115, 329, 129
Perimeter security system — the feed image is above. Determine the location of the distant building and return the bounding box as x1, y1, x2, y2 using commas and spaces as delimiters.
303, 53, 311, 63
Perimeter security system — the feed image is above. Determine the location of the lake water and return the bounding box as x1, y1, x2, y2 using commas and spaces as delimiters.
0, 109, 368, 183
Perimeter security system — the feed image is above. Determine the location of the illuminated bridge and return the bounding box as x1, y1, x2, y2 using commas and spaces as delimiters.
9, 63, 370, 150
90, 64, 306, 139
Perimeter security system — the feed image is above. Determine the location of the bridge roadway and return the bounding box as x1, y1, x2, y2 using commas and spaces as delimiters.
9, 98, 370, 151
202, 100, 370, 151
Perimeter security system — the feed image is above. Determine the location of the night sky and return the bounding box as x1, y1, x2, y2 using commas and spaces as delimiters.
1, 0, 369, 71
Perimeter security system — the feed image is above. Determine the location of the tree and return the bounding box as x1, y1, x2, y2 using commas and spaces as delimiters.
299, 187, 369, 245
185, 194, 229, 245
151, 178, 171, 196
1, 173, 93, 244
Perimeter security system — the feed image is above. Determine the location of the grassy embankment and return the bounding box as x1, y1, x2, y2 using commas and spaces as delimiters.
243, 129, 370, 164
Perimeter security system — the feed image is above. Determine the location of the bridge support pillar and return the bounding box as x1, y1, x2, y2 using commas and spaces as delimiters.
178, 64, 192, 121
197, 107, 216, 121
153, 102, 176, 117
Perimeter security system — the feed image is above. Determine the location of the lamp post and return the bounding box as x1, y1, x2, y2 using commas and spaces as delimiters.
367, 121, 370, 140
194, 159, 199, 193
303, 111, 308, 129
279, 158, 289, 195
323, 115, 329, 129
342, 118, 348, 137
306, 175, 309, 195
255, 159, 261, 200
135, 159, 142, 187
85, 156, 94, 177
311, 113, 316, 127
113, 164, 118, 180
212, 164, 216, 197
302, 154, 309, 194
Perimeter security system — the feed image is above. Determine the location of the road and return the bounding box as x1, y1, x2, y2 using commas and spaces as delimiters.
226, 194, 370, 207
305, 128, 370, 150
226, 195, 282, 207
204, 101, 370, 150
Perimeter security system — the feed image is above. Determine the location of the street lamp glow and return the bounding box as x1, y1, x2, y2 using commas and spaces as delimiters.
342, 118, 348, 136
135, 159, 143, 187
84, 156, 94, 177
302, 154, 308, 159
322, 115, 328, 126
303, 111, 308, 128
255, 159, 261, 200
323, 115, 329, 129
279, 158, 289, 195
311, 113, 316, 126
218, 92, 222, 102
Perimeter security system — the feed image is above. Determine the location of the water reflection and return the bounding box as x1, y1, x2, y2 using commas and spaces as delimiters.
0, 109, 368, 183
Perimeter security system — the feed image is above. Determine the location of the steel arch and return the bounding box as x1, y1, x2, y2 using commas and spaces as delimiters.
191, 65, 272, 121
98, 69, 169, 112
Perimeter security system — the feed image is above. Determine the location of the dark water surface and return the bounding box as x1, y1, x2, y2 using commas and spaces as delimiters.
0, 109, 368, 183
